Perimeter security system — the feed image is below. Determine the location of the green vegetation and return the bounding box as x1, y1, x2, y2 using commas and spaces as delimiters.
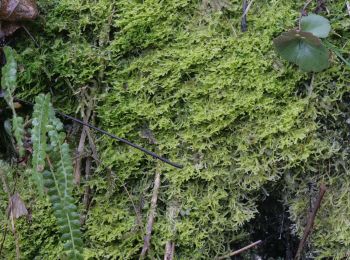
1, 0, 350, 259
274, 14, 331, 72
1, 47, 83, 259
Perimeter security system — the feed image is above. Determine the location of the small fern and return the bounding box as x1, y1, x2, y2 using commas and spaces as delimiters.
1, 46, 25, 156
1, 46, 83, 258
44, 102, 84, 259
30, 93, 51, 195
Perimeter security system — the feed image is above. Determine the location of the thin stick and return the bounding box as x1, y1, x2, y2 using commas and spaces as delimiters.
139, 165, 161, 259
80, 157, 92, 226
241, 0, 248, 32
307, 73, 315, 97
346, 1, 350, 17
294, 184, 327, 260
216, 240, 262, 260
74, 105, 92, 185
0, 225, 8, 257
164, 242, 173, 260
241, 0, 254, 19
13, 97, 183, 169
22, 26, 40, 48
164, 201, 179, 260
85, 127, 100, 163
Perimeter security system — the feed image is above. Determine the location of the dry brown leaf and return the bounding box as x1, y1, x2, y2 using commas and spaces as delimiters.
7, 192, 28, 219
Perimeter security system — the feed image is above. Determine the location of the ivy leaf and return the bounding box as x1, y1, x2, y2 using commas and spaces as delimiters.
273, 30, 329, 72
301, 14, 331, 38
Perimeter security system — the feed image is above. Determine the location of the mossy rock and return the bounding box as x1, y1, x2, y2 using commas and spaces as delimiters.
1, 0, 350, 259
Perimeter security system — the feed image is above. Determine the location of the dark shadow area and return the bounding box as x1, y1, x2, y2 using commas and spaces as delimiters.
245, 185, 299, 260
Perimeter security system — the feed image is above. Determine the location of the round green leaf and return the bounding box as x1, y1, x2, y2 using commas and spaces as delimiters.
301, 14, 331, 38
273, 30, 329, 72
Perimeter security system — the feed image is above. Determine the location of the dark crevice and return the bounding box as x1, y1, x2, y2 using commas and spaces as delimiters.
245, 183, 299, 259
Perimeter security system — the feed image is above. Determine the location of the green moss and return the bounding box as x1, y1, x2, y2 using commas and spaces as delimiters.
1, 0, 350, 259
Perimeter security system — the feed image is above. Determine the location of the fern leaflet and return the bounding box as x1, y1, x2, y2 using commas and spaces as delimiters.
1, 46, 25, 156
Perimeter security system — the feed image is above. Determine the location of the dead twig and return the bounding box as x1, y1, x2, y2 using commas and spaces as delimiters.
216, 240, 262, 260
241, 0, 254, 19
241, 0, 248, 32
164, 241, 175, 260
139, 164, 161, 259
164, 201, 180, 260
22, 26, 40, 48
74, 102, 92, 185
80, 156, 92, 226
74, 116, 91, 184
294, 184, 327, 260
0, 225, 8, 258
85, 122, 99, 163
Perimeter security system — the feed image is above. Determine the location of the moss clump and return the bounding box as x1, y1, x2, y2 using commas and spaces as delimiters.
1, 0, 350, 259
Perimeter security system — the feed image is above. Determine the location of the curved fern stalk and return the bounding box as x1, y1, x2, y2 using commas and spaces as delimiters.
43, 104, 83, 259
30, 94, 51, 196
1, 46, 25, 156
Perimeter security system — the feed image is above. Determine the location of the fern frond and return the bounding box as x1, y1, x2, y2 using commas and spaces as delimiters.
1, 46, 25, 156
1, 46, 17, 101
12, 116, 25, 157
43, 169, 83, 260
43, 105, 83, 259
31, 94, 51, 195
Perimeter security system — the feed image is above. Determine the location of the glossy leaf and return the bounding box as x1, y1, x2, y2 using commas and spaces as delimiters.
273, 30, 329, 72
301, 14, 331, 38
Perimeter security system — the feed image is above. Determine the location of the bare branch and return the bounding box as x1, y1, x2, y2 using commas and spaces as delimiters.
13, 97, 183, 169
164, 201, 180, 260
74, 106, 92, 185
241, 0, 248, 32
216, 240, 262, 260
294, 184, 327, 260
140, 165, 161, 259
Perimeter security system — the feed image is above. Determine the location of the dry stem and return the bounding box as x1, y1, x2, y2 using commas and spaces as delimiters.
140, 165, 161, 259
216, 240, 262, 260
294, 184, 327, 260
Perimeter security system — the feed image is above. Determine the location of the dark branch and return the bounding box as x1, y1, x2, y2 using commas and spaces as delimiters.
13, 97, 183, 169
241, 0, 248, 32
294, 184, 327, 260
216, 240, 262, 260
